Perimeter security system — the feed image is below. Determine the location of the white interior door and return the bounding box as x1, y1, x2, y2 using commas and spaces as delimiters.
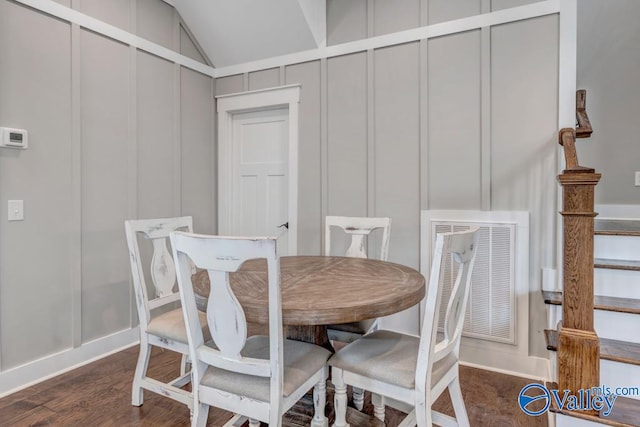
230, 107, 290, 254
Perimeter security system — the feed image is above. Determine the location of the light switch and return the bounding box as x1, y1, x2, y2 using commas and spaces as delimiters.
8, 200, 24, 221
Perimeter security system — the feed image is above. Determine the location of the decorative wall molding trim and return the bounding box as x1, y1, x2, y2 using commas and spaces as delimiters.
0, 328, 139, 398
14, 0, 215, 77
214, 0, 560, 77
70, 22, 83, 349
16, 0, 561, 82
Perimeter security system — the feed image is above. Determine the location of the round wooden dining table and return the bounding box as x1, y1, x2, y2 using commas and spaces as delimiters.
192, 255, 425, 351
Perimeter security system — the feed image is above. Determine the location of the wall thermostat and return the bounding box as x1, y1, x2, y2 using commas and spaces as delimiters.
0, 127, 28, 149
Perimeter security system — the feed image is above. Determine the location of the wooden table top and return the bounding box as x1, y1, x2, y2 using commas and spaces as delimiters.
192, 255, 425, 326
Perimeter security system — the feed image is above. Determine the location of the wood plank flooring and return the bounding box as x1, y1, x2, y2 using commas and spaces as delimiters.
0, 345, 548, 426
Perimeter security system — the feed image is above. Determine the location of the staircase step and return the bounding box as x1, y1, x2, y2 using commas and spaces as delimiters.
595, 235, 640, 261
595, 268, 640, 300
542, 291, 640, 315
548, 381, 640, 427
595, 219, 640, 237
595, 258, 640, 272
545, 330, 640, 367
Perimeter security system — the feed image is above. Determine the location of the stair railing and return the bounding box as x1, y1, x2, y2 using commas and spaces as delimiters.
575, 89, 593, 139
556, 90, 601, 415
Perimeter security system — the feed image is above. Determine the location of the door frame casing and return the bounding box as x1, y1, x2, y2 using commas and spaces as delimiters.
216, 84, 300, 255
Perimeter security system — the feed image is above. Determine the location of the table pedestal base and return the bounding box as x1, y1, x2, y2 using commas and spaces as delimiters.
286, 325, 334, 353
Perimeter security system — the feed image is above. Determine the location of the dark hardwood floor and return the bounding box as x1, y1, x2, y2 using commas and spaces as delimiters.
0, 345, 548, 426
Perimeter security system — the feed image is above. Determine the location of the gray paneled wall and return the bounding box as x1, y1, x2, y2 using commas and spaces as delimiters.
491, 15, 559, 356
137, 0, 176, 50
80, 30, 131, 343
216, 1, 560, 354
285, 62, 322, 256
326, 0, 368, 45
181, 68, 215, 233
0, 1, 74, 369
137, 52, 176, 219
428, 0, 481, 24
79, 0, 130, 30
0, 0, 214, 371
373, 43, 420, 270
578, 0, 640, 205
373, 0, 421, 36
327, 53, 368, 218
427, 31, 482, 209
249, 68, 281, 91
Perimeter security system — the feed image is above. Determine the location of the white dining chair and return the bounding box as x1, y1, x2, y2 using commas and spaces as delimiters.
324, 215, 391, 411
324, 215, 391, 344
125, 216, 210, 409
171, 232, 331, 427
329, 228, 479, 427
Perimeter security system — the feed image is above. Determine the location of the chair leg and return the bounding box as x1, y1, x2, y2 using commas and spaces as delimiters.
352, 387, 364, 411
131, 342, 152, 406
449, 378, 470, 427
371, 393, 385, 422
180, 353, 191, 376
192, 402, 210, 427
332, 368, 350, 427
311, 378, 328, 427
248, 419, 260, 427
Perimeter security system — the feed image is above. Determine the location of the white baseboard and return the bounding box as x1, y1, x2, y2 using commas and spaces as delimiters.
0, 327, 139, 398
460, 357, 550, 382
459, 338, 550, 381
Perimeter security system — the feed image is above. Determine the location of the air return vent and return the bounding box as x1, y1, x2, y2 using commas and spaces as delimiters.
421, 211, 529, 345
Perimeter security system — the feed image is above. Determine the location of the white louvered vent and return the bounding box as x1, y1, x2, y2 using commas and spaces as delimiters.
421, 211, 529, 344
431, 221, 515, 344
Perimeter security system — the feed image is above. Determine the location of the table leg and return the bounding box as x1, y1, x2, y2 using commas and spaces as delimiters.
285, 325, 334, 353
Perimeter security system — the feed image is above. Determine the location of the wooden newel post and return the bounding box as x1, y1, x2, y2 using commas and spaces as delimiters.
557, 128, 601, 415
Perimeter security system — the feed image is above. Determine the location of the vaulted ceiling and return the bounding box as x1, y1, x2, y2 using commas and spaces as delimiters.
172, 0, 326, 68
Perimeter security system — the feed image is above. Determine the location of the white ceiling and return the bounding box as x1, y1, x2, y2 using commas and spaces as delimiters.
173, 0, 326, 68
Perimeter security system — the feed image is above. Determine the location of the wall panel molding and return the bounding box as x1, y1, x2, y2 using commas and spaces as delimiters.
366, 48, 375, 216
480, 0, 492, 211
16, 0, 561, 85
173, 64, 182, 217
127, 43, 138, 326
320, 58, 328, 250
71, 22, 82, 348
419, 0, 429, 210
0, 0, 215, 388
213, 0, 570, 369
13, 0, 215, 77
215, 0, 560, 77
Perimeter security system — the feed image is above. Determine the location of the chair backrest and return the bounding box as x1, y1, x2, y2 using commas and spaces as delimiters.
416, 228, 479, 390
125, 216, 193, 330
170, 232, 283, 402
324, 216, 391, 261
